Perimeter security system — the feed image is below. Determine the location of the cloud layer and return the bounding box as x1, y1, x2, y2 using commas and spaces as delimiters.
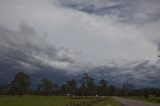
0, 0, 160, 88
0, 24, 77, 84
58, 0, 160, 23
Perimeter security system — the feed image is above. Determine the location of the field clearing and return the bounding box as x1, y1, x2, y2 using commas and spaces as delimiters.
0, 96, 122, 106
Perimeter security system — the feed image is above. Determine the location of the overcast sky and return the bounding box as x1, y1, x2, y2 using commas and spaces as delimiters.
0, 0, 160, 88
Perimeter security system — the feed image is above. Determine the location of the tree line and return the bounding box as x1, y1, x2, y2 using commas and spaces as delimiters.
0, 72, 160, 98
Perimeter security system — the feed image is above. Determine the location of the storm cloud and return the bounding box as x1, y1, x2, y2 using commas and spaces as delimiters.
90, 60, 160, 88
0, 23, 77, 84
0, 0, 160, 88
57, 0, 160, 23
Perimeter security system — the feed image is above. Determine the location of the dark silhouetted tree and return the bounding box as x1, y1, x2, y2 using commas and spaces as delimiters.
9, 72, 31, 96
98, 80, 108, 96
109, 85, 116, 96
0, 84, 8, 95
79, 73, 96, 96
54, 84, 59, 95
67, 79, 77, 96
39, 78, 54, 96
60, 84, 68, 95
122, 82, 134, 96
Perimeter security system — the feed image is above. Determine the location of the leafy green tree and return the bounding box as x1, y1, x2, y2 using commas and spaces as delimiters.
0, 84, 8, 95
67, 79, 77, 96
39, 78, 54, 96
109, 85, 116, 96
98, 80, 108, 96
60, 84, 68, 95
54, 84, 59, 95
80, 73, 96, 96
9, 72, 31, 96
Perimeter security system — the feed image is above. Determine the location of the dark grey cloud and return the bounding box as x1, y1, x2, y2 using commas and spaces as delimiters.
0, 0, 160, 88
0, 23, 74, 64
89, 61, 160, 88
57, 0, 160, 23
58, 0, 136, 15
0, 24, 75, 84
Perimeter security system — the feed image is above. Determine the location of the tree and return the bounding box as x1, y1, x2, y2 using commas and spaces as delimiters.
122, 81, 134, 96
79, 73, 96, 96
60, 84, 68, 95
54, 84, 59, 96
39, 78, 54, 96
67, 79, 77, 96
109, 85, 116, 96
98, 80, 108, 96
0, 84, 8, 95
9, 72, 31, 96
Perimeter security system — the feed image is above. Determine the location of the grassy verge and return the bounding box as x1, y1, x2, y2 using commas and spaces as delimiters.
126, 96, 160, 104
95, 97, 123, 106
0, 96, 122, 106
0, 96, 89, 106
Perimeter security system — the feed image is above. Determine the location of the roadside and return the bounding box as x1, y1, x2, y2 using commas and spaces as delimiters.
114, 97, 160, 106
126, 96, 160, 104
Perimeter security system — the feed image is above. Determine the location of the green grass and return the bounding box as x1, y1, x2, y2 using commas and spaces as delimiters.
127, 96, 160, 104
96, 97, 123, 106
0, 96, 87, 106
0, 96, 122, 106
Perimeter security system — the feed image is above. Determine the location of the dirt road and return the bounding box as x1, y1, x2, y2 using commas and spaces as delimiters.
114, 97, 160, 106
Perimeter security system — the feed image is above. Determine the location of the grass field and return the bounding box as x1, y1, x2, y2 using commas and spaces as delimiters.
96, 97, 123, 106
0, 96, 122, 106
127, 96, 160, 104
